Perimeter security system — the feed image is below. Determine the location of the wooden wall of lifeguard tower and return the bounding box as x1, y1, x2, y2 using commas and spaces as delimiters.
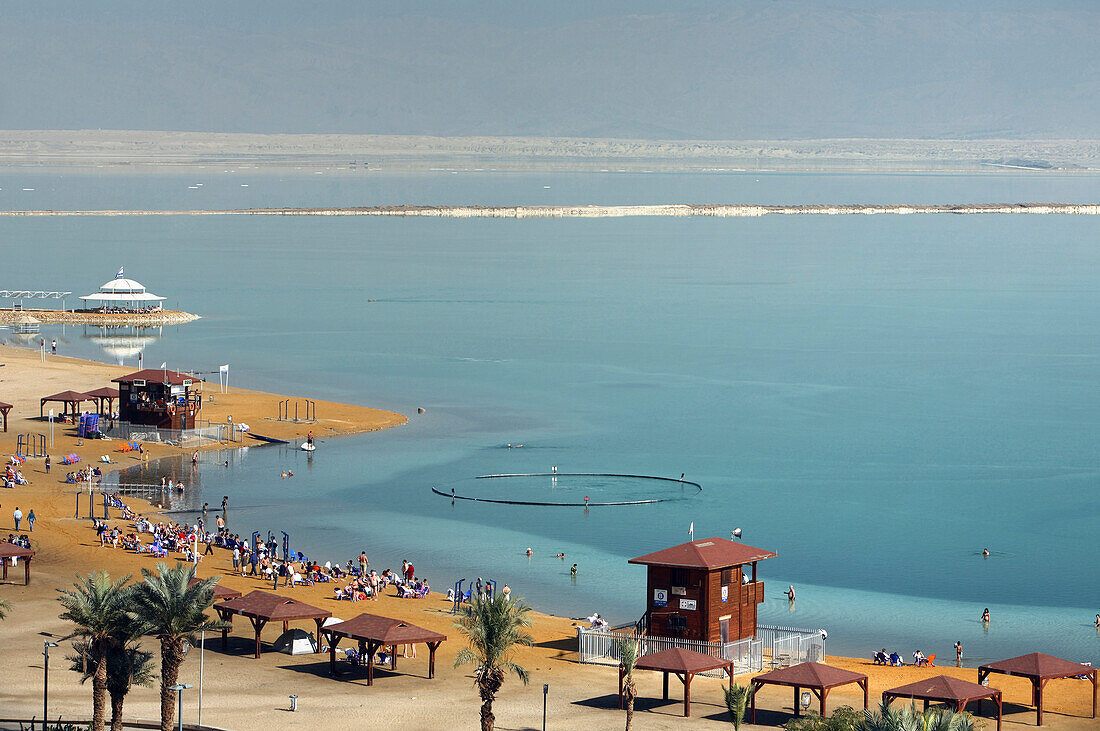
629, 537, 776, 644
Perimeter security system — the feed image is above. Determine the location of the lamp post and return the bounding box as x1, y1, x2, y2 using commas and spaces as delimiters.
168, 684, 192, 731
43, 641, 59, 730
543, 683, 548, 731
197, 629, 205, 730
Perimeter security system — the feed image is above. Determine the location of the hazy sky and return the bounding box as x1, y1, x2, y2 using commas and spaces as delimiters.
2, 1, 1097, 139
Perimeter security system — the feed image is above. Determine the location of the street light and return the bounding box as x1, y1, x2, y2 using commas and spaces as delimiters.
542, 683, 548, 731
43, 641, 59, 730
168, 684, 192, 731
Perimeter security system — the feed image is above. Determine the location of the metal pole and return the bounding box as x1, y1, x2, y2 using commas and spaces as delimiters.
178, 689, 184, 731
198, 630, 205, 729
44, 641, 57, 730
543, 683, 548, 731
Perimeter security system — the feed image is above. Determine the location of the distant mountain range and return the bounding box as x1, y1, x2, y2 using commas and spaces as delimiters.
2, 1, 1097, 140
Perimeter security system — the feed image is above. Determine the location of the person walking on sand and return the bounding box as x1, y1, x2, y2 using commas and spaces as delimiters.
358, 551, 369, 576
51, 339, 56, 354
27, 509, 35, 532
45, 455, 50, 474
13, 506, 22, 530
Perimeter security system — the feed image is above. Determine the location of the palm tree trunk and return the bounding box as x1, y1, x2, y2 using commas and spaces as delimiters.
109, 691, 125, 731
624, 679, 636, 731
92, 649, 109, 731
480, 695, 495, 731
159, 639, 184, 731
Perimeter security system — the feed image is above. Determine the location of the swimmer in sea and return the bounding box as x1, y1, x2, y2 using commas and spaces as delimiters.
982, 548, 990, 558
281, 472, 287, 479
525, 547, 533, 557
555, 553, 565, 558
288, 470, 293, 478
570, 563, 577, 576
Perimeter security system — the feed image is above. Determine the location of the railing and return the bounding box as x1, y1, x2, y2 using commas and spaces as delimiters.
579, 622, 825, 676
757, 623, 827, 667
578, 625, 764, 677
107, 421, 241, 447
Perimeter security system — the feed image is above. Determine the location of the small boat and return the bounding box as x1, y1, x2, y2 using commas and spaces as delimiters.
300, 442, 315, 452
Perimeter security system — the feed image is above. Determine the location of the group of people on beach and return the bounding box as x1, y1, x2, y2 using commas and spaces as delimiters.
84, 489, 438, 608
65, 465, 104, 484
5, 460, 30, 488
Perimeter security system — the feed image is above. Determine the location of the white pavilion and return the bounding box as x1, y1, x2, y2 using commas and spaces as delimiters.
80, 269, 166, 312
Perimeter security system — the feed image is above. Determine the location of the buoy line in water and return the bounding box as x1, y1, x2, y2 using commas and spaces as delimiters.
431, 472, 702, 507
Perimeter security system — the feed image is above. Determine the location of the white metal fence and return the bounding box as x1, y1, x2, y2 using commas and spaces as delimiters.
757, 623, 827, 667
108, 421, 241, 448
578, 625, 763, 677
578, 622, 825, 676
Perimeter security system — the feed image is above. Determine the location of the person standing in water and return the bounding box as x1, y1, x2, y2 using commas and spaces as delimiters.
786, 585, 796, 601
954, 640, 963, 665
981, 608, 990, 623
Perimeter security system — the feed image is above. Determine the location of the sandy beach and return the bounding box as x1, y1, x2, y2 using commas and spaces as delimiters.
0, 346, 1095, 730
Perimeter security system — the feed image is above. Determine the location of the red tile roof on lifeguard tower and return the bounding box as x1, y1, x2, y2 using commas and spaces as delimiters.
112, 369, 199, 386
628, 537, 776, 569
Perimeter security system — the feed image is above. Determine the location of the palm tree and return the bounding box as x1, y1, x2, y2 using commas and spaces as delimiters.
0, 596, 11, 620
126, 562, 223, 731
70, 637, 156, 731
725, 682, 751, 730
614, 637, 639, 730
860, 700, 975, 731
453, 593, 534, 731
56, 571, 131, 731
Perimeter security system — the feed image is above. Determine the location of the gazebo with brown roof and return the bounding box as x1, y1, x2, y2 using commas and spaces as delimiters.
0, 401, 12, 432
322, 613, 447, 685
40, 390, 94, 418
978, 653, 1097, 726
213, 590, 331, 659
83, 387, 120, 416
620, 647, 733, 718
884, 675, 1003, 731
189, 577, 242, 603
750, 661, 868, 723
0, 542, 35, 585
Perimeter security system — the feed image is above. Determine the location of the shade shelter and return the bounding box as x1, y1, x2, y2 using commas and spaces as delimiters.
40, 390, 94, 419
83, 387, 120, 416
884, 675, 1003, 731
0, 401, 11, 432
978, 653, 1097, 726
750, 661, 868, 723
622, 647, 732, 718
80, 274, 166, 312
189, 577, 242, 602
322, 613, 447, 685
0, 542, 35, 585
213, 590, 331, 659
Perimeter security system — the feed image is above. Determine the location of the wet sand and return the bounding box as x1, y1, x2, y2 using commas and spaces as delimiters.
0, 346, 1094, 729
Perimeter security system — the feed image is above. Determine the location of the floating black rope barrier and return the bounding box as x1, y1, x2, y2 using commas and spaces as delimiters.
431, 472, 702, 507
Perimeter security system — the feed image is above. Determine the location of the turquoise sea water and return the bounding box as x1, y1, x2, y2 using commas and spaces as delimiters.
2, 167, 1098, 665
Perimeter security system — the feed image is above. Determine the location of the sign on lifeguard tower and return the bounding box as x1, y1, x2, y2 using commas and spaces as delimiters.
653, 589, 668, 607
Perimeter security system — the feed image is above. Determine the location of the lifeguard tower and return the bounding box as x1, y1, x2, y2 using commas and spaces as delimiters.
629, 537, 776, 644
113, 369, 203, 430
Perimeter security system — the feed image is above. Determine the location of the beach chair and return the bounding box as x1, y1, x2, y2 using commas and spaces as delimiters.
924, 654, 936, 667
